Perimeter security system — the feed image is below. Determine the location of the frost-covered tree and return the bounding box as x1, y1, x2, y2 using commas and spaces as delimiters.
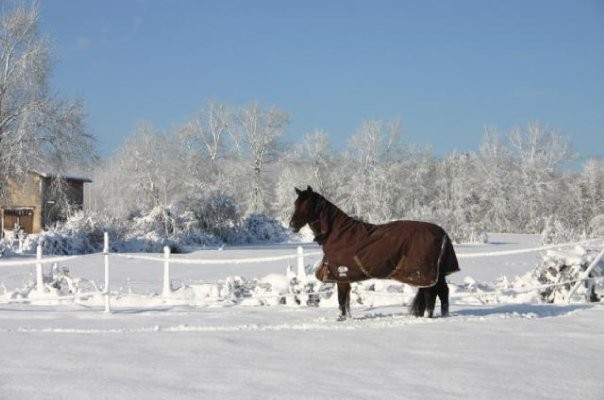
507, 122, 575, 232
576, 157, 604, 234
175, 100, 252, 221
582, 158, 604, 213
0, 2, 96, 194
508, 122, 574, 173
345, 119, 402, 221
433, 152, 481, 233
178, 100, 231, 178
274, 165, 299, 222
44, 176, 82, 224
475, 129, 514, 231
236, 103, 288, 214
274, 130, 339, 222
300, 130, 333, 195
94, 122, 182, 217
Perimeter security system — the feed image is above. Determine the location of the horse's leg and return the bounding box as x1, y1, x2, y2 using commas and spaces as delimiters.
344, 284, 351, 319
436, 274, 450, 317
337, 282, 351, 321
424, 287, 436, 318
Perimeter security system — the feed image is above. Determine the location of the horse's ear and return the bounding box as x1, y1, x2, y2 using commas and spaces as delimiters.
295, 187, 302, 196
307, 185, 313, 193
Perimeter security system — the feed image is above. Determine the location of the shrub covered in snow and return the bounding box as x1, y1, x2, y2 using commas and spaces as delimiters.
129, 207, 177, 237
239, 213, 290, 244
448, 223, 489, 244
23, 212, 127, 255
124, 206, 221, 253
0, 239, 10, 257
18, 205, 291, 255
189, 192, 241, 241
589, 214, 604, 237
541, 217, 585, 245
514, 246, 603, 303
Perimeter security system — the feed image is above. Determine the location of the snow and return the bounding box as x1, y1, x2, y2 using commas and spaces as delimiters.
1, 233, 603, 400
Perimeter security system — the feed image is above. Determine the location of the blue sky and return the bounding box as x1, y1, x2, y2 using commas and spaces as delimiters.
39, 0, 604, 161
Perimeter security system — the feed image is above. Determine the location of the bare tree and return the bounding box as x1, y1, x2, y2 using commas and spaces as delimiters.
507, 122, 574, 172
300, 130, 333, 195
237, 103, 288, 214
178, 100, 230, 173
0, 2, 96, 195
44, 176, 81, 225
578, 157, 604, 233
475, 128, 515, 231
346, 119, 403, 221
176, 100, 234, 204
91, 122, 183, 218
123, 124, 163, 208
506, 122, 575, 231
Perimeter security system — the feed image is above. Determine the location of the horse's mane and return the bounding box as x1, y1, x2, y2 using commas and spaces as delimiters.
313, 192, 374, 243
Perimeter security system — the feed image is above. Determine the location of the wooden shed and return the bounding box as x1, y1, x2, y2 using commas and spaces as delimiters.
1, 171, 91, 237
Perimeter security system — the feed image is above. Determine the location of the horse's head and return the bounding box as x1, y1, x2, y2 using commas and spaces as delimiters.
289, 185, 322, 233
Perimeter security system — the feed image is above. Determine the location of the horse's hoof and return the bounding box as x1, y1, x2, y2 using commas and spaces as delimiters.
336, 314, 350, 322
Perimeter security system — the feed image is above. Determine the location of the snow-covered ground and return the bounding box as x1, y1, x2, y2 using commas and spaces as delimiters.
1, 233, 603, 400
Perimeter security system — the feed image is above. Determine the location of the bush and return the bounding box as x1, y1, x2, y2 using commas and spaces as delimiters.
530, 246, 603, 303
541, 217, 584, 245
589, 214, 604, 237
18, 206, 292, 255
0, 239, 11, 257
130, 206, 176, 236
23, 212, 127, 255
240, 214, 290, 244
448, 223, 489, 244
124, 206, 221, 253
182, 192, 241, 242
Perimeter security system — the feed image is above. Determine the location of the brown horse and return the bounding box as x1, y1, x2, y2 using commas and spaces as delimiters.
289, 186, 460, 320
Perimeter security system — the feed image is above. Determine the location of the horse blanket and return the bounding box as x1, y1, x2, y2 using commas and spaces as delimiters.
315, 220, 459, 287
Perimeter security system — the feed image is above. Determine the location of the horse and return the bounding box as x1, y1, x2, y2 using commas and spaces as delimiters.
289, 186, 460, 320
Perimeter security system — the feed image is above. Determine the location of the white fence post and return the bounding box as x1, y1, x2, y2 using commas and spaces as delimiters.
103, 232, 111, 313
163, 246, 171, 298
567, 245, 604, 303
36, 244, 44, 295
297, 246, 307, 281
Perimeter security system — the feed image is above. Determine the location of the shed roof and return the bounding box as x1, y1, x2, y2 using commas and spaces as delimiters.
32, 170, 92, 183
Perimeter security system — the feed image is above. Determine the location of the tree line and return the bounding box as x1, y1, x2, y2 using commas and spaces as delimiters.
89, 101, 604, 242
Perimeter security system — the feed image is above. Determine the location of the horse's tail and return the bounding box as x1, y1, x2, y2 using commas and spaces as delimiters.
409, 289, 426, 317
440, 234, 460, 275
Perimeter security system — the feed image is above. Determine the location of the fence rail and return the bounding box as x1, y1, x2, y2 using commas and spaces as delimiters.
1, 235, 602, 311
